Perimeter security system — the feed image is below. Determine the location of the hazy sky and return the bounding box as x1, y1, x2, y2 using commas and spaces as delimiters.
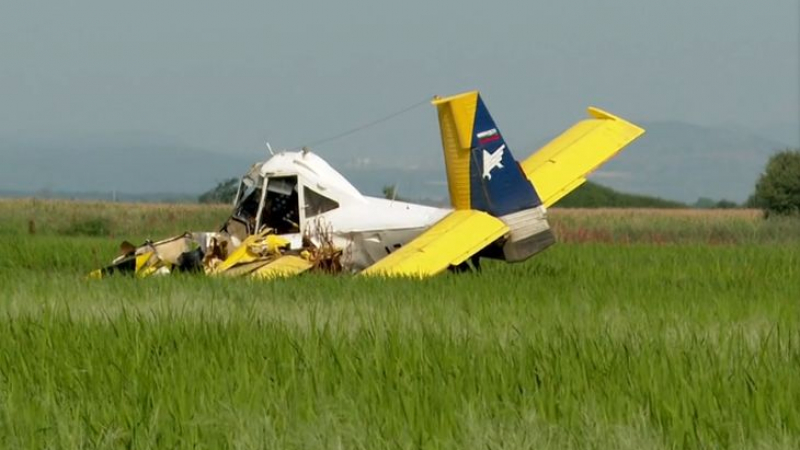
1, 0, 797, 166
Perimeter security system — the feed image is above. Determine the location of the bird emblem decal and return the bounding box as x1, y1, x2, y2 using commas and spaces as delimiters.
482, 144, 505, 180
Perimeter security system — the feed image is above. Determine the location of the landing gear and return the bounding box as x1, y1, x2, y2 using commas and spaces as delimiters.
447, 255, 482, 274
470, 255, 482, 272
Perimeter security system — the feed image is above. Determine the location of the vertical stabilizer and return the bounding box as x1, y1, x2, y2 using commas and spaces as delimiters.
432, 91, 542, 216
432, 91, 554, 261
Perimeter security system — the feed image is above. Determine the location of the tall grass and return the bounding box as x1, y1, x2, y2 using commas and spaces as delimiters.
0, 231, 798, 448
0, 198, 229, 239
5, 199, 800, 245
549, 208, 800, 244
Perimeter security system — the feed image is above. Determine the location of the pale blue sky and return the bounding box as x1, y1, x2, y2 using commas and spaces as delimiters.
1, 0, 797, 166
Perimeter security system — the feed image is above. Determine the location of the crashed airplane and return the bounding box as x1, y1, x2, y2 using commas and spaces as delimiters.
90, 91, 644, 279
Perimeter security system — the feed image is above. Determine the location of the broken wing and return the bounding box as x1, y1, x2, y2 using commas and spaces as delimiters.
520, 107, 645, 207
251, 255, 314, 279
360, 210, 509, 278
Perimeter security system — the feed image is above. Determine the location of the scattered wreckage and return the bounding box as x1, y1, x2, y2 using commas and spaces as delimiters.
90, 91, 644, 279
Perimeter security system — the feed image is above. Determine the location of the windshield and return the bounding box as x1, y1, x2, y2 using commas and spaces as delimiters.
219, 168, 264, 240
222, 169, 303, 238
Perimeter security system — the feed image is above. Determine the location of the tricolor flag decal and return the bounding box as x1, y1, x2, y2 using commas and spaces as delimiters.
477, 128, 500, 145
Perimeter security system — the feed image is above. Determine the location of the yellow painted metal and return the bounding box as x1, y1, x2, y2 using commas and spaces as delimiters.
138, 260, 173, 278
520, 107, 645, 207
135, 251, 168, 278
432, 91, 479, 210
137, 263, 165, 278
360, 210, 509, 277
135, 251, 154, 273
218, 259, 273, 277
251, 255, 313, 279
86, 269, 103, 279
213, 232, 289, 275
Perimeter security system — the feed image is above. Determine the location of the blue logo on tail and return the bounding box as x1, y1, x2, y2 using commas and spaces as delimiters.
468, 96, 542, 216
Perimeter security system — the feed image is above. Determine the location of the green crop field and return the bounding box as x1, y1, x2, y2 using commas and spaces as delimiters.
1, 199, 799, 449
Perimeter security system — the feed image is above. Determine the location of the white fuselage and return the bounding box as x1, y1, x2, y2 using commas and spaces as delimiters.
243, 151, 451, 270
312, 196, 450, 270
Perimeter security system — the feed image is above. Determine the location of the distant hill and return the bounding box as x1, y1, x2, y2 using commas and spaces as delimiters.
0, 134, 254, 196
555, 181, 685, 208
587, 121, 787, 203
334, 166, 447, 200
755, 122, 800, 149
0, 120, 791, 204
0, 134, 452, 201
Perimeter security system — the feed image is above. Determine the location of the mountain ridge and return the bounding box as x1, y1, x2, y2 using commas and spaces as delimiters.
0, 121, 790, 202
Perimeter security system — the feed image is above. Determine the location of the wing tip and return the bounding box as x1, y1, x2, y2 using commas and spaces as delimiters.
587, 107, 646, 136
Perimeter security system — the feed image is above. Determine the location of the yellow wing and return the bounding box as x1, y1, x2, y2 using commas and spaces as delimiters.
521, 107, 645, 207
360, 210, 509, 278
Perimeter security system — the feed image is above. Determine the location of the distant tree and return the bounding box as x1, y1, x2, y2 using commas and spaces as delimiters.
693, 197, 739, 209
744, 193, 763, 209
714, 199, 739, 209
693, 197, 716, 209
752, 149, 800, 216
382, 184, 404, 201
199, 178, 239, 204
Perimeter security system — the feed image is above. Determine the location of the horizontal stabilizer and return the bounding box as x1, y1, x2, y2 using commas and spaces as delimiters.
360, 210, 508, 277
521, 107, 645, 207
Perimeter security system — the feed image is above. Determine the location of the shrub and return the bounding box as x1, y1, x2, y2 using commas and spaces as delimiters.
752, 149, 800, 217
199, 178, 239, 204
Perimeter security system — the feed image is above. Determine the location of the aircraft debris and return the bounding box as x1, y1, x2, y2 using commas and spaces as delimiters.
89, 90, 644, 279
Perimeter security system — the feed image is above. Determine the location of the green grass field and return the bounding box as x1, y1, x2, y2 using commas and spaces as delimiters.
1, 199, 799, 449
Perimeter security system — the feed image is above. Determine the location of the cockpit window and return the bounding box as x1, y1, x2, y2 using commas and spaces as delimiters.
304, 187, 339, 218
220, 163, 264, 239
259, 176, 300, 234
222, 179, 262, 241
232, 183, 261, 227
233, 165, 262, 206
